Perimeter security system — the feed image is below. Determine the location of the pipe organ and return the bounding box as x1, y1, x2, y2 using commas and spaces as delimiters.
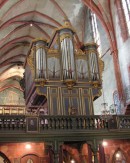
27, 21, 104, 115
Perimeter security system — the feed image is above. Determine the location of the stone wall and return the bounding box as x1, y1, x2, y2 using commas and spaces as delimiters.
0, 88, 25, 105
103, 139, 130, 162
84, 0, 130, 114
0, 142, 48, 163
111, 0, 130, 105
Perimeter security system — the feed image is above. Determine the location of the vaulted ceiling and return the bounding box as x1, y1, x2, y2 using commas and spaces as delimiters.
0, 0, 115, 97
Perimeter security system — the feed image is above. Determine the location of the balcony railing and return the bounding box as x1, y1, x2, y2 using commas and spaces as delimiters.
0, 114, 130, 133
0, 105, 25, 115
39, 115, 109, 131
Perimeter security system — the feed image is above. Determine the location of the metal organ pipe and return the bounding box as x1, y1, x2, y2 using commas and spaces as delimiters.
76, 56, 88, 80
61, 38, 68, 79
60, 29, 76, 81
90, 51, 99, 80
83, 43, 100, 82
35, 40, 47, 80
69, 39, 75, 79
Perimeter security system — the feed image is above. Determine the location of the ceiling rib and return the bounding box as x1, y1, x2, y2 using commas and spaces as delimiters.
0, 11, 61, 31
0, 35, 34, 51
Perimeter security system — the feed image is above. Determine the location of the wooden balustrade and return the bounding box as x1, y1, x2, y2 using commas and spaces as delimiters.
39, 116, 109, 131
0, 105, 26, 115
0, 115, 26, 132
118, 115, 130, 129
0, 115, 129, 133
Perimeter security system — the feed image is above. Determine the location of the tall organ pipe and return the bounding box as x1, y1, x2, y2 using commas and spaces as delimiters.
59, 29, 76, 81
34, 40, 47, 80
83, 43, 100, 81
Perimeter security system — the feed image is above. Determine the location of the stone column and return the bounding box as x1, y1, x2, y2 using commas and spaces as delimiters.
13, 158, 20, 163
99, 144, 106, 163
88, 144, 92, 163
53, 140, 63, 163
93, 150, 98, 163
87, 139, 99, 163
54, 153, 59, 163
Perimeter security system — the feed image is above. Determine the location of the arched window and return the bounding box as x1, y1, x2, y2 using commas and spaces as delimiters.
121, 0, 130, 35
113, 148, 126, 163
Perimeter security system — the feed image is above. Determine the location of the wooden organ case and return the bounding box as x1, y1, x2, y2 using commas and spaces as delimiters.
26, 21, 104, 116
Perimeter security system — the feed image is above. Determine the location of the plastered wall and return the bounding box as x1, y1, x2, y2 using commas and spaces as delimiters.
111, 0, 130, 105
83, 7, 118, 115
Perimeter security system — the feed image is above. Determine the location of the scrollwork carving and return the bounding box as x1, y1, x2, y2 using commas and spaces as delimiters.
27, 48, 35, 78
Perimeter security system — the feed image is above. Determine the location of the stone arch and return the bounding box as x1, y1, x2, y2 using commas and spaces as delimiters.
20, 153, 40, 163
112, 148, 127, 163
62, 144, 81, 163
0, 152, 11, 163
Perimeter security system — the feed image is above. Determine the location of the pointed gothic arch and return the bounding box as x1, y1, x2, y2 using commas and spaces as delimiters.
112, 148, 127, 163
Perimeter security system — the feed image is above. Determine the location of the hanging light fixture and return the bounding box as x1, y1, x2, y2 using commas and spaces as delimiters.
100, 89, 112, 120
100, 102, 112, 120
109, 104, 117, 115
71, 159, 75, 163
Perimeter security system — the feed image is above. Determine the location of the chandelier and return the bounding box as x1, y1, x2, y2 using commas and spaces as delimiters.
100, 90, 117, 120
100, 102, 112, 120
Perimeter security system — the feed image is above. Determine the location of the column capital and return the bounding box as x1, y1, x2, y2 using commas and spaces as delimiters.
87, 139, 102, 152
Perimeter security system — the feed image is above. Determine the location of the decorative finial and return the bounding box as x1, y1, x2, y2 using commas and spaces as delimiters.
63, 19, 71, 27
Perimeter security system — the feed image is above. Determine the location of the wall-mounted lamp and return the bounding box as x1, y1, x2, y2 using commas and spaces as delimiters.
71, 159, 75, 163
102, 141, 108, 147
25, 144, 31, 149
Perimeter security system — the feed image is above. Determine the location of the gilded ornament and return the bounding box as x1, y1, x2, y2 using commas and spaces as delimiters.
48, 49, 59, 55
32, 38, 48, 43
92, 81, 101, 88
75, 49, 85, 56
84, 42, 98, 48
75, 49, 86, 60
98, 57, 104, 78
27, 48, 35, 78
60, 33, 72, 42
47, 48, 60, 59
64, 79, 76, 90
92, 89, 102, 100
57, 20, 75, 33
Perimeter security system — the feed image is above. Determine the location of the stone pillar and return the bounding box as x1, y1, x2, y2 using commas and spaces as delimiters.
53, 141, 63, 163
54, 153, 59, 163
99, 144, 106, 163
93, 150, 98, 163
13, 158, 20, 163
87, 139, 99, 163
88, 144, 92, 163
